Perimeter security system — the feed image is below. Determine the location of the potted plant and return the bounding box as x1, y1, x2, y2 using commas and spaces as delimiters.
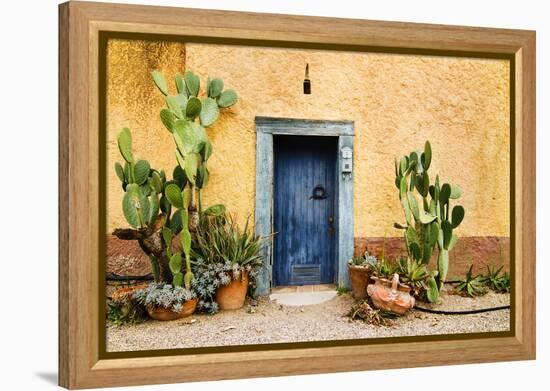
192, 215, 265, 311
366, 257, 439, 314
134, 283, 197, 321
367, 273, 415, 315
396, 257, 439, 303
347, 251, 377, 299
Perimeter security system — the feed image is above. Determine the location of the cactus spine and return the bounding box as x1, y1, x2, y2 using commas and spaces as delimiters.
394, 141, 465, 302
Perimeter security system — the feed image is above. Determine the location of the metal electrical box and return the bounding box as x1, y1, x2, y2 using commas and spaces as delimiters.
341, 146, 353, 173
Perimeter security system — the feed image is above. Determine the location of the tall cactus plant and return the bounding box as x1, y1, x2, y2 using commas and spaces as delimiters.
151, 70, 235, 228
112, 70, 237, 290
393, 141, 465, 302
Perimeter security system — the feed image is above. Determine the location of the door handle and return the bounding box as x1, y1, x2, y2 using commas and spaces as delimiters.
328, 216, 335, 235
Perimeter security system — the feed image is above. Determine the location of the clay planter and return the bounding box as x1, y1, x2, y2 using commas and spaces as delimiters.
215, 271, 249, 310
146, 298, 198, 321
367, 273, 415, 315
348, 264, 371, 299
111, 284, 148, 304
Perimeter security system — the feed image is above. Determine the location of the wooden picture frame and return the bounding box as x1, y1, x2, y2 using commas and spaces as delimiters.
59, 1, 536, 388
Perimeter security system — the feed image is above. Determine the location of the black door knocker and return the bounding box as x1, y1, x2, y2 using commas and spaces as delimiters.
310, 184, 328, 200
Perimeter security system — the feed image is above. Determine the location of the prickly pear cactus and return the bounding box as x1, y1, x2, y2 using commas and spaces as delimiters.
115, 128, 167, 229
113, 69, 239, 288
394, 141, 465, 302
151, 68, 238, 218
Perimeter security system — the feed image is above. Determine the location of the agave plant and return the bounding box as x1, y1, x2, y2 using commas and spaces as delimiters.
396, 257, 439, 302
481, 264, 510, 293
192, 214, 264, 269
370, 258, 399, 279
455, 265, 487, 297
190, 214, 265, 312
393, 141, 466, 302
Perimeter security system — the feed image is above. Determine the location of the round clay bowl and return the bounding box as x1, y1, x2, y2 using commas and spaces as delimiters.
215, 271, 249, 310
146, 298, 197, 321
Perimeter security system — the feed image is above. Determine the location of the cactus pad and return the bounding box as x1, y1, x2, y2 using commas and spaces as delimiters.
185, 97, 202, 119
199, 97, 219, 127
114, 162, 125, 183
165, 183, 183, 209
151, 71, 168, 96
217, 89, 238, 108
133, 160, 151, 185
184, 71, 200, 97
160, 108, 175, 132
166, 95, 183, 119
117, 128, 134, 163
174, 73, 186, 96
208, 78, 224, 98
451, 205, 465, 228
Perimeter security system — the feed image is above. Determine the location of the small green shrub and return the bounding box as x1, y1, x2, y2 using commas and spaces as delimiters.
336, 285, 350, 296
481, 264, 510, 293
455, 265, 487, 297
107, 301, 147, 327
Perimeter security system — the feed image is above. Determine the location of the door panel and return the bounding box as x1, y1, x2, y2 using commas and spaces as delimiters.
273, 135, 337, 286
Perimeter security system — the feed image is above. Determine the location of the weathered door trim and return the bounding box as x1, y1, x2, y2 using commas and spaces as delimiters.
254, 117, 355, 294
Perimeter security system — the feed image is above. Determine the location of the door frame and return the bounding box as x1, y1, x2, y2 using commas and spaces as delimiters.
254, 117, 354, 295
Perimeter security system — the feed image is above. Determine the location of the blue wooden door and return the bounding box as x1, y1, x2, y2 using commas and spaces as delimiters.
273, 135, 337, 286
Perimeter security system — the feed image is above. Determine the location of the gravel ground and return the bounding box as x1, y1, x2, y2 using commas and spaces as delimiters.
106, 290, 510, 352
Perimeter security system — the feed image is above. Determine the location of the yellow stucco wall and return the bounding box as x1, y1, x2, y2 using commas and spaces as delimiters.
106, 39, 186, 231
106, 40, 510, 238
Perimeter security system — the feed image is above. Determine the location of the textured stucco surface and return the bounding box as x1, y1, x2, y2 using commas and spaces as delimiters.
106, 40, 510, 240
185, 44, 510, 238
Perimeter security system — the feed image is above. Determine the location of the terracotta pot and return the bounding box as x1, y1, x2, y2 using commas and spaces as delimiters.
146, 298, 197, 321
216, 271, 249, 310
111, 284, 148, 304
367, 273, 415, 315
348, 264, 371, 299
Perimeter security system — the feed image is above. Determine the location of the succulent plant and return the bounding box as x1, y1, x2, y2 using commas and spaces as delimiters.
394, 141, 465, 302
396, 257, 439, 301
455, 265, 487, 297
480, 264, 510, 293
